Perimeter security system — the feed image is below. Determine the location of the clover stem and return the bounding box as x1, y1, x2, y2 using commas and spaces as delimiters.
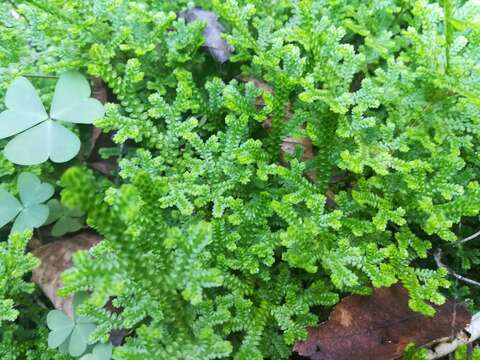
22, 0, 70, 22
23, 74, 59, 80
6, 0, 31, 25
35, 228, 43, 242
442, 0, 453, 74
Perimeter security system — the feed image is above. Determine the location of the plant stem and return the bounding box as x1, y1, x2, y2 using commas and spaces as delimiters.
23, 73, 59, 79
449, 229, 480, 246
443, 0, 453, 74
7, 0, 31, 25
22, 0, 70, 22
434, 248, 480, 287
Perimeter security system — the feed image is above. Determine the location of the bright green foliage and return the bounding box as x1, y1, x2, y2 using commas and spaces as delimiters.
1, 0, 480, 359
0, 231, 39, 325
403, 344, 429, 360
455, 344, 480, 360
404, 343, 480, 360
0, 325, 70, 360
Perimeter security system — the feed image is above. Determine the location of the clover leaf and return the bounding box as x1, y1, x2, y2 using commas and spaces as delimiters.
80, 342, 113, 360
47, 292, 99, 358
0, 71, 105, 165
45, 199, 85, 237
0, 172, 53, 233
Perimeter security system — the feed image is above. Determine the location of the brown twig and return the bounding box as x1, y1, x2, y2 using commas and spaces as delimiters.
434, 248, 480, 287
449, 229, 480, 247
428, 312, 480, 359
6, 0, 31, 25
22, 0, 70, 22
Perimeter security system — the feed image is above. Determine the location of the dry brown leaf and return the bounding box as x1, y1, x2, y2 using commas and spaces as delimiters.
294, 284, 470, 360
32, 232, 131, 345
88, 78, 119, 176
179, 8, 234, 63
89, 160, 118, 177
89, 78, 108, 157
91, 77, 108, 104
90, 78, 108, 157
31, 232, 101, 317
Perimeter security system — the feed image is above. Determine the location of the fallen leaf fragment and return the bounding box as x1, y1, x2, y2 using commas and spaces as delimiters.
89, 160, 118, 177
88, 77, 118, 176
32, 231, 131, 346
91, 77, 108, 105
294, 284, 470, 360
89, 78, 108, 158
31, 231, 101, 317
110, 329, 132, 347
179, 8, 234, 63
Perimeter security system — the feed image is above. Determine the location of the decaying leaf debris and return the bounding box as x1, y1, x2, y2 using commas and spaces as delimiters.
294, 284, 470, 360
31, 232, 101, 317
179, 8, 234, 63
88, 78, 118, 176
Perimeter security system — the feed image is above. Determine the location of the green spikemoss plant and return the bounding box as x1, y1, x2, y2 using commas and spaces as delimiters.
1, 0, 480, 359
